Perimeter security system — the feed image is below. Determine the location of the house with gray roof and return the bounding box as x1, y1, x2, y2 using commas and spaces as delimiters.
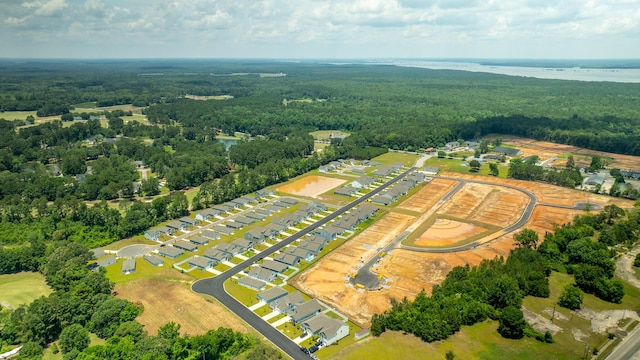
373, 166, 395, 177
255, 208, 272, 217
245, 228, 268, 242
423, 166, 440, 175
213, 204, 232, 213
584, 174, 605, 186
266, 223, 287, 237
179, 216, 199, 228
174, 241, 198, 252
238, 277, 266, 291
493, 146, 522, 156
248, 267, 276, 282
201, 230, 221, 240
351, 166, 366, 175
166, 220, 186, 232
255, 189, 275, 200
271, 291, 305, 313
231, 238, 254, 252
196, 209, 221, 221
96, 255, 117, 269
145, 226, 173, 241
189, 236, 209, 246
144, 255, 164, 267
158, 246, 183, 259
216, 242, 240, 255
371, 193, 393, 206
214, 224, 234, 235
188, 256, 214, 270
224, 201, 239, 210
273, 253, 300, 267
257, 286, 288, 304
300, 314, 349, 346
260, 260, 288, 273
280, 197, 299, 205
285, 246, 313, 261
314, 226, 342, 241
203, 248, 229, 263
350, 176, 376, 189
299, 240, 323, 255
231, 197, 251, 207
265, 205, 282, 213
334, 186, 358, 197
272, 200, 290, 208
288, 299, 322, 324
234, 216, 255, 225
246, 211, 267, 221
225, 221, 245, 230
306, 235, 329, 247
122, 259, 136, 274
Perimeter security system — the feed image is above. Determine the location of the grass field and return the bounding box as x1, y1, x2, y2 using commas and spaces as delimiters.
309, 130, 349, 140
0, 272, 52, 308
372, 152, 420, 167
422, 157, 509, 178
42, 333, 104, 360
0, 110, 37, 121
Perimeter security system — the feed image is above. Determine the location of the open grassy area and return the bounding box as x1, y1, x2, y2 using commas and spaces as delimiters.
314, 142, 329, 151
309, 130, 349, 140
371, 152, 419, 167
422, 157, 509, 178
102, 234, 155, 251
0, 272, 52, 308
103, 256, 166, 284
315, 320, 361, 359
0, 110, 37, 121
42, 333, 105, 360
224, 278, 260, 307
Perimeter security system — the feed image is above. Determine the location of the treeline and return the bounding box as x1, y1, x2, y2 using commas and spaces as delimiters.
372, 204, 640, 341
507, 158, 584, 188
0, 242, 279, 360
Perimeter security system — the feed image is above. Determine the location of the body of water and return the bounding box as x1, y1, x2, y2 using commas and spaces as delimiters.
217, 138, 238, 150
372, 60, 640, 83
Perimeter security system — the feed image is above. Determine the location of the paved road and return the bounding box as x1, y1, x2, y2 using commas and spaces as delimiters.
606, 324, 640, 360
192, 167, 416, 360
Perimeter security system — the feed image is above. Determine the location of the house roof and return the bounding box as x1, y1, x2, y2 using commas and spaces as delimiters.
285, 246, 312, 259
203, 248, 228, 261
257, 286, 288, 302
493, 146, 522, 156
334, 186, 358, 196
144, 255, 164, 266
273, 253, 300, 266
179, 216, 198, 224
159, 246, 183, 258
288, 299, 322, 323
260, 260, 288, 273
96, 255, 117, 268
166, 220, 184, 230
246, 212, 267, 220
232, 238, 253, 249
238, 277, 266, 290
301, 313, 345, 337
174, 241, 198, 251
201, 230, 220, 239
248, 267, 276, 281
189, 236, 209, 245
189, 256, 213, 269
197, 208, 220, 218
273, 291, 305, 311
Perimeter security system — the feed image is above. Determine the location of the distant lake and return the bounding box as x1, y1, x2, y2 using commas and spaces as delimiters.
218, 138, 238, 150
372, 60, 640, 83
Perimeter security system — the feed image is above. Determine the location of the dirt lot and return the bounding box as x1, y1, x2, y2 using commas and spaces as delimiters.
290, 211, 415, 326
397, 178, 457, 213
115, 270, 251, 336
277, 175, 346, 198
502, 135, 640, 171
415, 219, 487, 247
294, 170, 636, 327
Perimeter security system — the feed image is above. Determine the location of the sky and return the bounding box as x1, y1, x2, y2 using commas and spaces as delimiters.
1, 0, 639, 59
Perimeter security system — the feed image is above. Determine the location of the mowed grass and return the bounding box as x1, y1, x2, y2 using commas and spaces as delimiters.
42, 333, 104, 360
309, 130, 349, 140
0, 272, 52, 308
372, 152, 420, 167
422, 157, 509, 178
0, 110, 37, 121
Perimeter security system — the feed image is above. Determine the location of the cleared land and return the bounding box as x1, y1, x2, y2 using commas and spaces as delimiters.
502, 135, 640, 171
0, 272, 52, 309
115, 269, 252, 336
397, 178, 457, 213
371, 152, 420, 167
277, 175, 346, 198
309, 130, 349, 140
415, 218, 487, 247
290, 211, 416, 326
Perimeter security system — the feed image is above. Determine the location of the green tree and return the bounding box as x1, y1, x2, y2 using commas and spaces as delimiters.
489, 162, 499, 176
497, 306, 526, 339
438, 150, 446, 158
558, 285, 583, 310
514, 229, 539, 249
469, 159, 481, 172
634, 253, 640, 267
566, 155, 575, 169
59, 324, 90, 354
590, 155, 603, 170
445, 350, 456, 360
474, 149, 481, 158
140, 178, 160, 196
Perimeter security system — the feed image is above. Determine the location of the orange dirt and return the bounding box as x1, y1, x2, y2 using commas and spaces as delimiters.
397, 178, 457, 213
416, 219, 486, 247
277, 175, 347, 198
294, 170, 636, 327
502, 135, 640, 171
290, 211, 415, 326
115, 270, 251, 336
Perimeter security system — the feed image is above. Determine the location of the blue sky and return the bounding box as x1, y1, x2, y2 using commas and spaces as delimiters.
1, 0, 639, 59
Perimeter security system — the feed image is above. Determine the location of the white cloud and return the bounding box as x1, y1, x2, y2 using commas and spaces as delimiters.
22, 0, 68, 16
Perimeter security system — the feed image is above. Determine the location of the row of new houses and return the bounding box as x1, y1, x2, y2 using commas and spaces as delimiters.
371, 172, 427, 206
333, 164, 405, 197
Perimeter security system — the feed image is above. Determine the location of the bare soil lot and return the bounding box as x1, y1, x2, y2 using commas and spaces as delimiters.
290, 211, 415, 326
502, 135, 640, 171
397, 178, 457, 213
415, 218, 487, 247
277, 175, 346, 198
115, 270, 251, 336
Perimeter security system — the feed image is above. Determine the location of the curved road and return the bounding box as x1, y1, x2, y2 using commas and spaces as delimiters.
192, 167, 416, 360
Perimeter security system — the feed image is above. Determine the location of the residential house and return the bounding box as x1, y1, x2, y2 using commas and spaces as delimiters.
144, 226, 173, 241
224, 201, 239, 210
351, 166, 366, 175
373, 166, 395, 177
271, 291, 305, 313
306, 235, 329, 247
371, 193, 393, 206
245, 228, 268, 242
231, 238, 254, 252
255, 208, 272, 217
225, 221, 245, 230
273, 253, 300, 267
213, 204, 232, 213
214, 224, 234, 235
493, 146, 522, 156
300, 313, 349, 346
257, 287, 288, 304
280, 197, 299, 206
350, 176, 375, 189
234, 216, 255, 226
188, 256, 214, 270
96, 256, 117, 268
203, 248, 230, 264
334, 186, 358, 197
299, 240, 323, 255
247, 267, 276, 282
287, 299, 322, 324
272, 201, 290, 208
260, 260, 288, 273
584, 174, 605, 186
144, 255, 164, 267
196, 208, 221, 221
174, 241, 198, 252
266, 223, 288, 237
189, 236, 209, 246
314, 226, 342, 241
201, 230, 221, 240
255, 189, 275, 200
246, 211, 267, 221
166, 220, 186, 232
238, 277, 266, 291
158, 246, 183, 259
285, 246, 313, 261
122, 259, 136, 274
231, 197, 251, 208
265, 205, 283, 213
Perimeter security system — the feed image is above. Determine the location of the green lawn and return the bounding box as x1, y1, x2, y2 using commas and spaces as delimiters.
422, 157, 509, 178
309, 130, 349, 140
371, 152, 419, 167
0, 272, 52, 308
0, 110, 37, 121
42, 333, 105, 360
104, 257, 167, 284
224, 278, 260, 306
